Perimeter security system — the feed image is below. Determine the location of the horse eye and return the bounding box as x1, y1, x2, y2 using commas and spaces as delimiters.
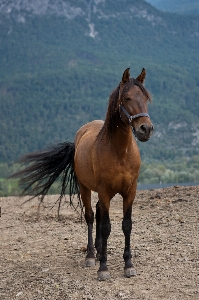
126, 97, 131, 101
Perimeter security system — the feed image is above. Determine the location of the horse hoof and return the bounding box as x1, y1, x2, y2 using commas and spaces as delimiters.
124, 268, 136, 277
85, 258, 95, 267
97, 270, 111, 281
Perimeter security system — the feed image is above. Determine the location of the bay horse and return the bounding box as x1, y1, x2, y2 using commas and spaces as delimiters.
11, 68, 154, 280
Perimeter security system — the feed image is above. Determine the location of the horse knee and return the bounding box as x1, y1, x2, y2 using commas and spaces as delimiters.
122, 210, 132, 236
122, 219, 132, 236
95, 201, 101, 222
85, 210, 94, 225
101, 216, 111, 239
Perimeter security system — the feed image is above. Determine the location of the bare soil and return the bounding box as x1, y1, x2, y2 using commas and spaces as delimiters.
0, 186, 199, 300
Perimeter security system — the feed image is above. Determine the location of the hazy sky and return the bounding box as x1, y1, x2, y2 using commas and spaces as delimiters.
145, 0, 159, 4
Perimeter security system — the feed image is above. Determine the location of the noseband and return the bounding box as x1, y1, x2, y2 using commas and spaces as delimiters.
119, 104, 150, 125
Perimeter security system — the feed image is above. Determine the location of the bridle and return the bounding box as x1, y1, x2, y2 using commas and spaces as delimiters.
119, 104, 150, 125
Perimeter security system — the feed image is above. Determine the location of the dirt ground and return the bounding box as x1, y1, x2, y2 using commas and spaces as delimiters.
0, 185, 199, 300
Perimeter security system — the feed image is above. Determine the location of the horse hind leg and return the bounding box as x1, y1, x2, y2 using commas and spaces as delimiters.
79, 183, 95, 267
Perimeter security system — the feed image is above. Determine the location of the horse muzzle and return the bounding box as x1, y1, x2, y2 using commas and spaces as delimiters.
133, 123, 154, 142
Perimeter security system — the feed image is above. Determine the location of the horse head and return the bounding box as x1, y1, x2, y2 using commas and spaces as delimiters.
118, 68, 154, 142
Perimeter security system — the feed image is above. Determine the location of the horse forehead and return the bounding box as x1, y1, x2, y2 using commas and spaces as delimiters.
125, 84, 146, 99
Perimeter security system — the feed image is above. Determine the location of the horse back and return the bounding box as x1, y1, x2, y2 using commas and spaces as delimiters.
75, 120, 104, 147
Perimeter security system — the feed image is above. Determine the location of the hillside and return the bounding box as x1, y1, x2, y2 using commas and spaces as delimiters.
0, 0, 199, 180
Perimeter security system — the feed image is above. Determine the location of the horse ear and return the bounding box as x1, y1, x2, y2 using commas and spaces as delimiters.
121, 68, 130, 84
136, 68, 146, 84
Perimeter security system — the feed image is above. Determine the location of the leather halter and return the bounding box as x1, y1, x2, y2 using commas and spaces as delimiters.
119, 104, 150, 125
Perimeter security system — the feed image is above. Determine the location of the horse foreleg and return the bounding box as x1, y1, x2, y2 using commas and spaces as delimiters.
95, 201, 102, 260
122, 195, 136, 277
97, 199, 111, 281
79, 184, 95, 267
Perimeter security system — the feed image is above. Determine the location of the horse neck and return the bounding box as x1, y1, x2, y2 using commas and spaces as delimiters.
99, 113, 134, 157
111, 116, 133, 153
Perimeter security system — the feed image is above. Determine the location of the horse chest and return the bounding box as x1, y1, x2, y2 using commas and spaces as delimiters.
97, 153, 140, 193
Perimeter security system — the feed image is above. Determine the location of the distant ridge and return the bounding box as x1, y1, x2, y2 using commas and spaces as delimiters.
146, 0, 199, 15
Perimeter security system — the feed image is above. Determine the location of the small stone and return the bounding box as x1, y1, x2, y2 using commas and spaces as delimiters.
42, 268, 49, 272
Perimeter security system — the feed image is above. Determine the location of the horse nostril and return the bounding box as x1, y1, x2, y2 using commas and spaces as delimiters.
140, 124, 147, 134
140, 124, 154, 135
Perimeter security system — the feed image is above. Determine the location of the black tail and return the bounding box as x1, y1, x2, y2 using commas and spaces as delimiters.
9, 142, 81, 215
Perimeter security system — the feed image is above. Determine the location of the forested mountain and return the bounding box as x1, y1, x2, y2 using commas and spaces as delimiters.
146, 0, 199, 15
1, 0, 199, 171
